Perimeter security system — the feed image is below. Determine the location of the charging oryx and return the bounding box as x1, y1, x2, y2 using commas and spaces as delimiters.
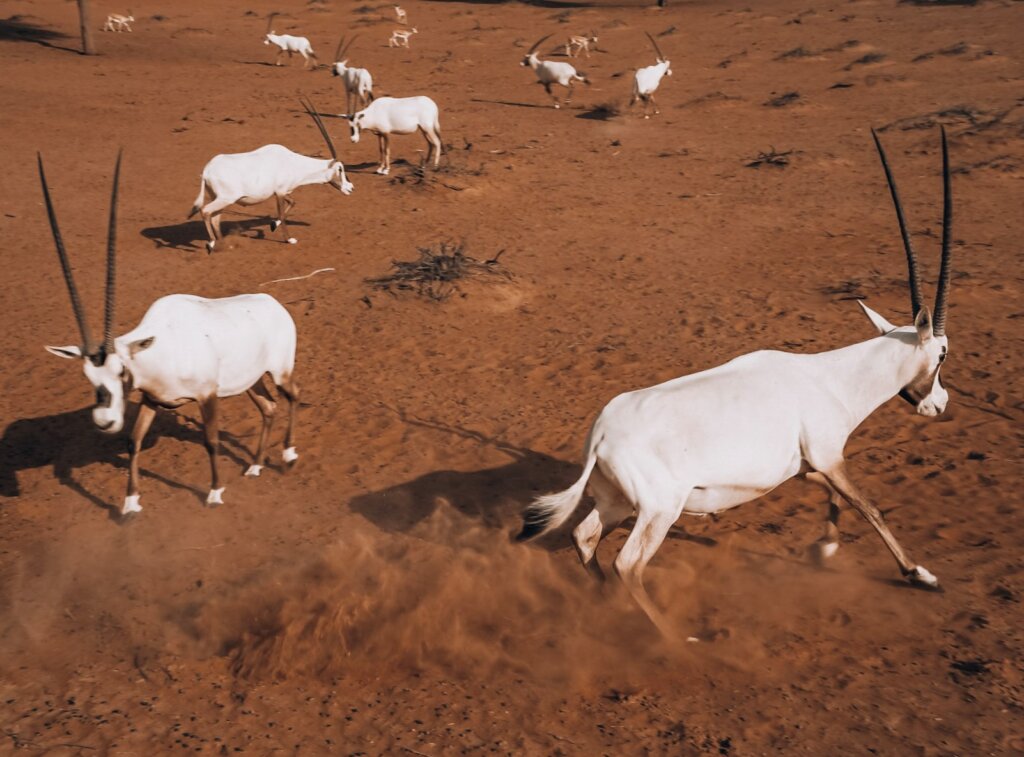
40, 153, 301, 517
520, 34, 590, 109
631, 32, 672, 118
519, 128, 956, 635
264, 13, 319, 69
189, 97, 354, 253
331, 35, 374, 115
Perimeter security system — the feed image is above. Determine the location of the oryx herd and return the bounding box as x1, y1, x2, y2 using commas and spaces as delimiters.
39, 7, 963, 636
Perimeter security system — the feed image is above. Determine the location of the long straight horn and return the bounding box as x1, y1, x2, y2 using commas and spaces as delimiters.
933, 126, 952, 336
527, 34, 551, 56
300, 96, 338, 162
265, 12, 277, 34
871, 128, 923, 318
342, 33, 358, 58
104, 150, 123, 354
645, 31, 665, 62
38, 153, 94, 354
334, 34, 345, 61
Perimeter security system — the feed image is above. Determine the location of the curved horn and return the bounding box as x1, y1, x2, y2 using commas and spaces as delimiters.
933, 126, 952, 336
871, 128, 923, 318
103, 150, 122, 354
645, 31, 665, 62
300, 96, 338, 162
334, 34, 346, 62
265, 12, 277, 34
527, 34, 551, 56
38, 153, 95, 354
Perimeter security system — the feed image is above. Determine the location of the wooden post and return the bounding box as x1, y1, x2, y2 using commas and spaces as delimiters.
77, 0, 96, 55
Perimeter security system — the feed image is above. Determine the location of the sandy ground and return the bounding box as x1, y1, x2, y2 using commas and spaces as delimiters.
1, 0, 1022, 753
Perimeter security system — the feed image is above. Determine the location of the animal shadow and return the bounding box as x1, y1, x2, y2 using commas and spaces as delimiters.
1, 404, 250, 514
0, 15, 79, 53
349, 411, 578, 545
140, 217, 308, 251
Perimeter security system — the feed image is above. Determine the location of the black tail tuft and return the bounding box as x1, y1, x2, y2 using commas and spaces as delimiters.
515, 512, 549, 542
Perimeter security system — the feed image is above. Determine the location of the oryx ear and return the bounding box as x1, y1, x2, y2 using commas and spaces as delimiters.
45, 345, 83, 359
914, 306, 934, 343
857, 300, 897, 335
128, 336, 155, 356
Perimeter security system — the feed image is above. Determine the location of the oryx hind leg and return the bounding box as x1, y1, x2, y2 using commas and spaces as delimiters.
244, 377, 277, 477
572, 468, 633, 582
820, 463, 938, 589
199, 397, 224, 507
274, 373, 300, 467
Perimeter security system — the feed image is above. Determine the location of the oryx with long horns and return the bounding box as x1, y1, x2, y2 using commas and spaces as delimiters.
520, 34, 590, 109
331, 35, 374, 115
189, 97, 354, 253
519, 128, 956, 636
40, 152, 301, 516
264, 13, 319, 69
631, 32, 672, 118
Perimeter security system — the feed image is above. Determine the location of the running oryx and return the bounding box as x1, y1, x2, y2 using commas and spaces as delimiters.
631, 32, 672, 118
264, 13, 319, 69
520, 34, 590, 109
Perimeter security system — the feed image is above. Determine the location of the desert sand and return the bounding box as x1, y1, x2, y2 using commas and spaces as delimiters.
1, 0, 1022, 753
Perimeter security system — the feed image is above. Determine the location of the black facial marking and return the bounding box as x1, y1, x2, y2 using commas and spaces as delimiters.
96, 385, 112, 408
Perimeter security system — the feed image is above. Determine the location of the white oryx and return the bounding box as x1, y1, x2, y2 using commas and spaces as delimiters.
264, 14, 319, 69
389, 27, 418, 48
566, 31, 598, 59
102, 12, 134, 32
520, 34, 590, 109
342, 96, 442, 175
189, 98, 354, 253
520, 128, 956, 635
331, 35, 374, 115
631, 32, 672, 118
39, 153, 301, 516
394, 5, 407, 24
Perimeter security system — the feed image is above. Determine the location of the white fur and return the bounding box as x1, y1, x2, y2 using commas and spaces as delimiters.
344, 96, 443, 175
521, 51, 588, 108
264, 32, 318, 68
332, 60, 374, 115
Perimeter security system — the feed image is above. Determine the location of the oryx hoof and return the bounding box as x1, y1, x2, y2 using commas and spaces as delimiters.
206, 241, 215, 254
907, 566, 941, 591
244, 464, 263, 478
270, 220, 281, 231
375, 167, 389, 175
809, 540, 839, 567
644, 114, 650, 120
553, 103, 560, 109
287, 237, 298, 245
206, 487, 225, 508
121, 494, 143, 516
282, 447, 299, 467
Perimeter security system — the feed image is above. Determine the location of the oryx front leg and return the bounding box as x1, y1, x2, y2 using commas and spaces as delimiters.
200, 195, 235, 253
806, 471, 842, 564
542, 83, 560, 109
821, 464, 938, 589
376, 134, 392, 175
123, 402, 158, 516
277, 375, 300, 466
245, 379, 277, 477
273, 194, 298, 245
613, 495, 687, 637
200, 397, 225, 507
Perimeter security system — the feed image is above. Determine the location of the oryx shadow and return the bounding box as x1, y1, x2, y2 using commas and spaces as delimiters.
0, 16, 80, 54
140, 217, 309, 251
348, 409, 578, 546
1, 404, 251, 516
470, 97, 559, 110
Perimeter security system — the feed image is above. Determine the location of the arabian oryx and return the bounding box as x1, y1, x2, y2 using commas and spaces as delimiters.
631, 32, 672, 118
331, 35, 374, 115
519, 128, 956, 635
264, 13, 319, 69
102, 12, 134, 32
520, 34, 590, 109
189, 98, 354, 253
566, 31, 599, 59
342, 96, 442, 175
39, 153, 301, 517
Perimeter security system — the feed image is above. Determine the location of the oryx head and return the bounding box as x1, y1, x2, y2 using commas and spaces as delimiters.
40, 151, 145, 434
343, 109, 366, 143
263, 12, 277, 43
645, 31, 672, 76
865, 126, 954, 417
521, 34, 551, 67
300, 97, 354, 195
332, 33, 357, 73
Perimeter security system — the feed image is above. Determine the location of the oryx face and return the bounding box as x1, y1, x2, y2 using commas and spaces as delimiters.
348, 114, 364, 143
329, 161, 354, 195
45, 347, 129, 433
903, 327, 949, 417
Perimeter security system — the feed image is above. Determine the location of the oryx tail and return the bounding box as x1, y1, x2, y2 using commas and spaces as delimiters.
189, 176, 207, 219
517, 429, 602, 541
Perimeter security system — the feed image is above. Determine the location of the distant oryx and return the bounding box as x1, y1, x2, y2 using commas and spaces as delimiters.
520, 128, 956, 635
189, 97, 354, 252
521, 34, 590, 109
342, 96, 443, 175
40, 153, 301, 516
102, 12, 134, 32
264, 13, 319, 69
331, 35, 374, 115
631, 32, 672, 118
